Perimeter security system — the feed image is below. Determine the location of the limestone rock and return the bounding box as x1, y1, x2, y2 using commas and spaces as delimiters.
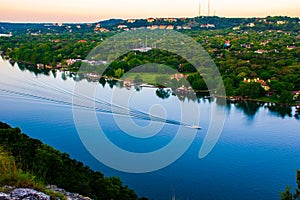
10, 188, 50, 200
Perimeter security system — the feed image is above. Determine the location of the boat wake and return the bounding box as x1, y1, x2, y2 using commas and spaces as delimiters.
0, 72, 200, 130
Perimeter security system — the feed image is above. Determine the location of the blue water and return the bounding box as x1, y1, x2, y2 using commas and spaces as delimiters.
0, 58, 299, 200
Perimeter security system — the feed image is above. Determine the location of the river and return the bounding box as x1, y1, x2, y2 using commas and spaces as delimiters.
0, 58, 299, 200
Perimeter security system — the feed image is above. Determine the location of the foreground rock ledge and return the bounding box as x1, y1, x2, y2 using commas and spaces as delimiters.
0, 186, 91, 200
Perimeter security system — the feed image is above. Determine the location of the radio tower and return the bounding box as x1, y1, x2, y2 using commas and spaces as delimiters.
198, 2, 201, 16
208, 0, 210, 16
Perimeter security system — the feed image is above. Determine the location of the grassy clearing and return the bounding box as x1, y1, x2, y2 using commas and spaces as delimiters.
0, 147, 43, 190
122, 72, 169, 83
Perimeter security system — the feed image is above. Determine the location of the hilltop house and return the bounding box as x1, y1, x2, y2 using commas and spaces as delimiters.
147, 18, 155, 23
127, 19, 136, 23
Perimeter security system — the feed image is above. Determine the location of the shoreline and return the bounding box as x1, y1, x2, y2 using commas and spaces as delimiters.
2, 57, 299, 108
213, 94, 299, 107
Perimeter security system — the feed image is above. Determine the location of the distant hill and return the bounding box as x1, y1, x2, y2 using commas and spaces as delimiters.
1, 16, 299, 34
98, 18, 124, 26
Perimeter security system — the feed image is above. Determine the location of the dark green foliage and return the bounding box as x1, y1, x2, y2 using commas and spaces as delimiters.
280, 170, 300, 200
237, 82, 266, 98
279, 91, 294, 104
0, 122, 143, 200
280, 186, 293, 200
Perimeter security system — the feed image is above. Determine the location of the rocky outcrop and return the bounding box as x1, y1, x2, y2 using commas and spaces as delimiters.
0, 186, 91, 200
0, 192, 10, 200
46, 185, 91, 200
0, 188, 50, 200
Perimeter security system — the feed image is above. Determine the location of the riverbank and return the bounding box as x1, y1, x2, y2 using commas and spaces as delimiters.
214, 94, 299, 107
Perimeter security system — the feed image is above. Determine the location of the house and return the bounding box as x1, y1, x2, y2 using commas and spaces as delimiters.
127, 19, 136, 23
233, 26, 240, 30
66, 59, 82, 66
149, 25, 158, 30
164, 18, 177, 22
241, 43, 252, 49
134, 47, 152, 52
176, 85, 189, 93
277, 21, 286, 25
77, 40, 87, 43
260, 40, 270, 46
30, 33, 40, 36
254, 49, 268, 54
182, 26, 191, 30
166, 25, 174, 30
147, 18, 155, 23
287, 45, 297, 50
123, 78, 133, 87
246, 22, 255, 27
171, 73, 189, 81
159, 25, 167, 29
0, 32, 12, 37
99, 28, 110, 33
86, 72, 101, 81
118, 25, 128, 29
293, 91, 300, 101
224, 40, 231, 48
243, 78, 270, 91
56, 63, 62, 69
201, 24, 215, 28
36, 64, 44, 70
94, 27, 109, 33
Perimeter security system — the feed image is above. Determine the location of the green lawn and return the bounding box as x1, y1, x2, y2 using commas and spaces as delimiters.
122, 72, 170, 84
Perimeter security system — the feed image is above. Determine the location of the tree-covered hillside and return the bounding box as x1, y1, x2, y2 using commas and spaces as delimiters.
0, 122, 146, 200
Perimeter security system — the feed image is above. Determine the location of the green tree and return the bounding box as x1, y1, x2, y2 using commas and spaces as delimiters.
280, 170, 300, 200
114, 68, 124, 78
279, 91, 294, 104
237, 82, 265, 98
280, 186, 293, 200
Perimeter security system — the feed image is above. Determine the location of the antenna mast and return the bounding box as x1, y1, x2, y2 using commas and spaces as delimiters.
208, 0, 210, 16
198, 2, 201, 16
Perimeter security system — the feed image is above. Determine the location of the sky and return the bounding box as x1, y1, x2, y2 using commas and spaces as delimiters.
0, 0, 300, 23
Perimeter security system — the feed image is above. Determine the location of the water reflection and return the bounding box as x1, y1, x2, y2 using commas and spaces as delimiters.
156, 88, 171, 99
235, 101, 263, 118
266, 105, 293, 118
6, 59, 300, 120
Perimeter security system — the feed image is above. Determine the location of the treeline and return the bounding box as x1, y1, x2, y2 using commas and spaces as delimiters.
0, 33, 109, 67
0, 122, 147, 200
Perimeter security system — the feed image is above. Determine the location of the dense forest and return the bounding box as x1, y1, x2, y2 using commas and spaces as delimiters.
0, 122, 147, 200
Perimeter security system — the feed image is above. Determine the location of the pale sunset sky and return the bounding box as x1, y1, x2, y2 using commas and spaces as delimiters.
0, 0, 299, 22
